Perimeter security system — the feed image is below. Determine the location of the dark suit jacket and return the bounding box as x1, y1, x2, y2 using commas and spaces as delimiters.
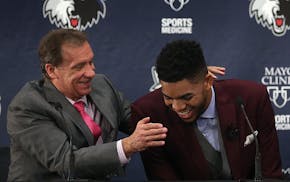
7, 74, 131, 181
131, 79, 282, 180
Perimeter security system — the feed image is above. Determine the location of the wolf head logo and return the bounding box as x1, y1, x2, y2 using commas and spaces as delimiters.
164, 0, 190, 12
249, 0, 290, 37
43, 0, 106, 31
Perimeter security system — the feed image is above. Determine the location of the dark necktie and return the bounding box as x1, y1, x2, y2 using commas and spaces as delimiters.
73, 101, 102, 142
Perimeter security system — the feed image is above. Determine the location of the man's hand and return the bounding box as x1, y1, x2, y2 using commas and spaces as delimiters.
207, 66, 225, 79
122, 117, 167, 158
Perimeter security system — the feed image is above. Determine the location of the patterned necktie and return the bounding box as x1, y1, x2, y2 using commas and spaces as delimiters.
73, 101, 102, 142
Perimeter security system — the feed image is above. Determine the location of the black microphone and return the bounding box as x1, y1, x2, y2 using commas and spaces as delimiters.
51, 102, 75, 182
236, 97, 262, 181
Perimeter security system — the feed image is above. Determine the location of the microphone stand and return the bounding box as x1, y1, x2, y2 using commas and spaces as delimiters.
240, 103, 262, 181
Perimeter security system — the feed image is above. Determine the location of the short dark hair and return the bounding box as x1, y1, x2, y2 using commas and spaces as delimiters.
156, 39, 208, 82
38, 29, 88, 78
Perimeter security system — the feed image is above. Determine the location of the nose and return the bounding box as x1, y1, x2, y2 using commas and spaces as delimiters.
171, 99, 186, 112
84, 63, 96, 78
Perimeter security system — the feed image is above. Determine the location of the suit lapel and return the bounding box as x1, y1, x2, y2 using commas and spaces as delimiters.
214, 83, 241, 178
43, 80, 95, 145
165, 108, 211, 178
89, 87, 117, 142
182, 121, 212, 178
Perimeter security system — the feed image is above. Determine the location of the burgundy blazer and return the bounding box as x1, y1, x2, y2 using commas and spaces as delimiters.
131, 79, 282, 180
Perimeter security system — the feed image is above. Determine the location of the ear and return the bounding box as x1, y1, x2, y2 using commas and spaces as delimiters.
204, 73, 214, 90
45, 64, 58, 79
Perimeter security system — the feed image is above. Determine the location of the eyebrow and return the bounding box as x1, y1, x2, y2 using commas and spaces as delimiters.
71, 62, 86, 69
162, 92, 193, 100
71, 59, 94, 69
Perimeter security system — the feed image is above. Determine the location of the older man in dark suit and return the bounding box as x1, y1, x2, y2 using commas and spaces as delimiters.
131, 40, 283, 181
6, 29, 168, 181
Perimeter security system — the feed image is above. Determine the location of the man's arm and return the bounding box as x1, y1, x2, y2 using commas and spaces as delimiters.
101, 75, 168, 159
130, 103, 180, 180
7, 83, 122, 179
256, 85, 282, 178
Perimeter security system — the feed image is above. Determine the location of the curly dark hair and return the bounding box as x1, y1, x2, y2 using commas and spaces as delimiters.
38, 29, 88, 78
156, 39, 208, 82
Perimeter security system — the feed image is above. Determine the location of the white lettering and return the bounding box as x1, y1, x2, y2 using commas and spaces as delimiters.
161, 27, 192, 34
187, 18, 193, 26
261, 76, 290, 85
161, 18, 193, 27
264, 67, 290, 76
265, 67, 274, 75
161, 18, 193, 34
275, 115, 290, 130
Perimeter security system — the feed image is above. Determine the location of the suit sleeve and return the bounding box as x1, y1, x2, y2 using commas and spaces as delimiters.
7, 84, 122, 179
131, 102, 180, 180
256, 86, 282, 178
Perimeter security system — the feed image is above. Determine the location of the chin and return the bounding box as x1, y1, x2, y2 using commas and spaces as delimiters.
182, 117, 196, 123
81, 87, 92, 94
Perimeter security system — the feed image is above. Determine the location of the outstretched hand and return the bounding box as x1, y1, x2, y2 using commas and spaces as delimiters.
208, 66, 226, 79
122, 117, 167, 158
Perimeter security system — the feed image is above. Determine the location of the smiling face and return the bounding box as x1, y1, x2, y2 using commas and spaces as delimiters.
161, 75, 213, 123
46, 41, 96, 101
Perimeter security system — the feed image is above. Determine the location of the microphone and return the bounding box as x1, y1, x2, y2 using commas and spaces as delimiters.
236, 97, 262, 181
51, 102, 75, 182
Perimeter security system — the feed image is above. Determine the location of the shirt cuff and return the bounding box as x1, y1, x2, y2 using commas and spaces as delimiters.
117, 140, 130, 165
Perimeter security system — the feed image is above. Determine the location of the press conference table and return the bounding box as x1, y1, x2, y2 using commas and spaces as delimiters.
1, 147, 288, 182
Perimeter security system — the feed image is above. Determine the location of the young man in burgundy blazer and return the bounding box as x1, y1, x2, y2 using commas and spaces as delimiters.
131, 40, 282, 181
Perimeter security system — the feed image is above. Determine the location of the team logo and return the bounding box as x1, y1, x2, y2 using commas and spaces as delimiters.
149, 66, 161, 91
282, 167, 290, 176
43, 0, 106, 31
164, 0, 190, 12
249, 0, 290, 37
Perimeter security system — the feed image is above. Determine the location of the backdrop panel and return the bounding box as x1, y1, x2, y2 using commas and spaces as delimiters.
0, 0, 289, 180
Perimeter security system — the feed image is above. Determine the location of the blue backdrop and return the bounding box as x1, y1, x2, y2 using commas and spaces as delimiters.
0, 0, 289, 180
